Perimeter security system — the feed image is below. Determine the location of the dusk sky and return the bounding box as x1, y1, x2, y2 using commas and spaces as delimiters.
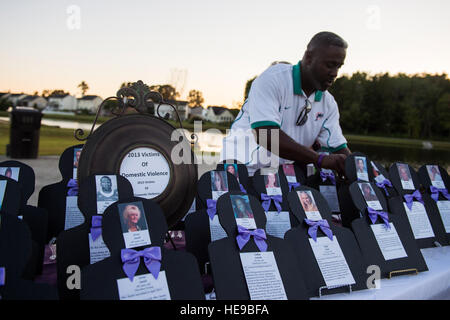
1, 0, 449, 107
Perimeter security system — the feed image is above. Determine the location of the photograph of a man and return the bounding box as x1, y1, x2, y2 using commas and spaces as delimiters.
96, 175, 119, 202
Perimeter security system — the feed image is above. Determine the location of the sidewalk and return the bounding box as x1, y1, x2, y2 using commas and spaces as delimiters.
0, 155, 217, 207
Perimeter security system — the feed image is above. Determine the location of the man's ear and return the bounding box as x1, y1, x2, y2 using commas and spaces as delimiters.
302, 50, 313, 66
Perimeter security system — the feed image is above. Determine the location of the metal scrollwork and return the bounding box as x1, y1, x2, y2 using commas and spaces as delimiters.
75, 80, 197, 145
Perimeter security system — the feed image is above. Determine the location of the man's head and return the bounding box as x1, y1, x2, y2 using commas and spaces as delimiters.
302, 31, 347, 92
100, 176, 112, 192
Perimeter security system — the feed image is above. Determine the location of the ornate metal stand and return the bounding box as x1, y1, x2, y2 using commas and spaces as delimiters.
74, 80, 196, 144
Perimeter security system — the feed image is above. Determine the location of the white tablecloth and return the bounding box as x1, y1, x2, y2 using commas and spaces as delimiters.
313, 246, 450, 300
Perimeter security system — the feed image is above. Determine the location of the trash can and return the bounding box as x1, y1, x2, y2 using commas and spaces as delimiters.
8, 107, 43, 158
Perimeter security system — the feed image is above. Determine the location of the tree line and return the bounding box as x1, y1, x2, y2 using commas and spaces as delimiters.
245, 72, 450, 140
328, 72, 450, 140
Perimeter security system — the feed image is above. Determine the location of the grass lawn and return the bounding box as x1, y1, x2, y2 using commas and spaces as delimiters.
0, 121, 80, 156
345, 134, 450, 151
1, 117, 449, 157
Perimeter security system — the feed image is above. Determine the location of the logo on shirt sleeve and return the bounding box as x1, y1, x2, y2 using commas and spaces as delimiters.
315, 112, 324, 121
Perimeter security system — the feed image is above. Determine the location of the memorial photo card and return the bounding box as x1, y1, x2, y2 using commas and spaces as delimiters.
224, 163, 240, 183
282, 164, 297, 183
371, 161, 387, 184
230, 194, 257, 230
0, 180, 6, 210
211, 171, 228, 200
426, 165, 445, 189
297, 190, 322, 221
396, 163, 415, 190
263, 172, 282, 196
96, 175, 119, 214
358, 182, 383, 210
118, 201, 151, 248
73, 147, 82, 180
0, 167, 20, 181
355, 156, 369, 182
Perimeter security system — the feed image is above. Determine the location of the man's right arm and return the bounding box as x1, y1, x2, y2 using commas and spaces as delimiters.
253, 126, 347, 176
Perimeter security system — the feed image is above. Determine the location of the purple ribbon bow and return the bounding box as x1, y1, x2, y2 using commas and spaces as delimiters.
239, 184, 247, 194
0, 267, 5, 286
121, 247, 162, 281
288, 182, 301, 191
90, 216, 102, 241
367, 207, 391, 229
376, 179, 393, 196
261, 193, 282, 213
403, 189, 424, 211
206, 199, 217, 220
304, 219, 333, 241
320, 170, 336, 185
236, 225, 267, 252
67, 178, 78, 196
430, 186, 450, 202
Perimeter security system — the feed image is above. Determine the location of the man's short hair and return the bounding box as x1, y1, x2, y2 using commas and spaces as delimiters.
307, 31, 348, 51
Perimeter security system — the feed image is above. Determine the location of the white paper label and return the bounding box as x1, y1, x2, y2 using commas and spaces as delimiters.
240, 251, 287, 300
212, 191, 227, 201
64, 196, 85, 230
319, 185, 340, 212
120, 147, 171, 199
123, 230, 152, 249
309, 236, 356, 288
209, 215, 227, 242
266, 187, 282, 196
88, 233, 111, 264
305, 211, 323, 221
403, 202, 435, 239
117, 271, 171, 300
0, 180, 6, 210
265, 211, 291, 239
371, 223, 408, 261
437, 201, 450, 233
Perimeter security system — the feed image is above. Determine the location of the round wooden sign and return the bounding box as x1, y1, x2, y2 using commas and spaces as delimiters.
77, 113, 198, 228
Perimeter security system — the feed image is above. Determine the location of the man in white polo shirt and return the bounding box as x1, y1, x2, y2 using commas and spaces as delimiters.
220, 31, 351, 176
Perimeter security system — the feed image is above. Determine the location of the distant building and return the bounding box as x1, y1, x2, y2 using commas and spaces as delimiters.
188, 106, 206, 119
204, 106, 235, 123
155, 100, 189, 121
7, 93, 28, 106
17, 95, 47, 110
0, 93, 11, 101
47, 94, 77, 111
77, 95, 103, 113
